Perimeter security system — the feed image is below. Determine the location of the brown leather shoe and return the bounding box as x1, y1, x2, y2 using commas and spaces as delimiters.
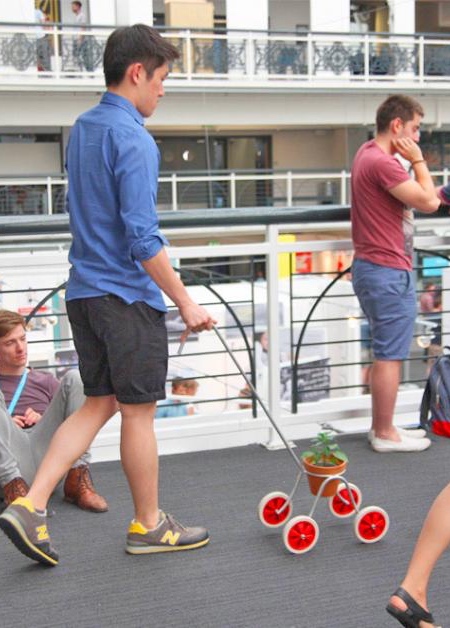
63, 465, 108, 513
2, 477, 29, 506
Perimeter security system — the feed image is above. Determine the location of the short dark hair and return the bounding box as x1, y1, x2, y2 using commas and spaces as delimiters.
376, 95, 424, 133
103, 24, 180, 86
72, 1, 82, 8
0, 309, 26, 339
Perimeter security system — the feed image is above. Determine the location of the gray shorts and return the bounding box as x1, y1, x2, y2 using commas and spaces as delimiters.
67, 296, 168, 404
352, 258, 416, 360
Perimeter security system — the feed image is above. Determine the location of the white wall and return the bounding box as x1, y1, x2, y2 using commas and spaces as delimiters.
0, 89, 446, 131
227, 0, 268, 30
0, 0, 33, 22
388, 0, 415, 35
310, 0, 350, 32
0, 143, 61, 175
269, 0, 309, 31
90, 0, 116, 25
115, 0, 154, 26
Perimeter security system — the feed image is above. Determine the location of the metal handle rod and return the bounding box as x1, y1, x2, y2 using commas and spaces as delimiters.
212, 325, 302, 470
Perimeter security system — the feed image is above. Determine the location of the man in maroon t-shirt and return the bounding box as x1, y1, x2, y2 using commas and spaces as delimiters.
351, 94, 440, 453
0, 309, 108, 512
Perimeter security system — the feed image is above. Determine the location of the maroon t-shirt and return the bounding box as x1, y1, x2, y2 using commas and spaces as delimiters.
0, 369, 59, 415
351, 140, 413, 270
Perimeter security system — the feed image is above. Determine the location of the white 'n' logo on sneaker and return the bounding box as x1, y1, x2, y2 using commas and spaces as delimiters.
160, 531, 180, 545
36, 525, 49, 541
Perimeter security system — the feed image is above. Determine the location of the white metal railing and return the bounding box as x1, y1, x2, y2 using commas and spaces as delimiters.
1, 224, 449, 458
1, 168, 449, 215
1, 24, 450, 88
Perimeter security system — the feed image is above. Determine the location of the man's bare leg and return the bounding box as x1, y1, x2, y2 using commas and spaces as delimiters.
370, 359, 401, 441
119, 402, 159, 530
388, 483, 450, 627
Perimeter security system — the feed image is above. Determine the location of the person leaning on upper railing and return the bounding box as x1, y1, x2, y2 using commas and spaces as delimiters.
71, 0, 93, 72
35, 1, 51, 72
350, 94, 441, 454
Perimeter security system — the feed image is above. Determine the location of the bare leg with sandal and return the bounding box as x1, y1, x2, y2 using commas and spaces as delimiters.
386, 483, 450, 627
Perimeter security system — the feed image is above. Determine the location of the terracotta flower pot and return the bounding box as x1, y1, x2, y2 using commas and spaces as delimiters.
302, 456, 348, 497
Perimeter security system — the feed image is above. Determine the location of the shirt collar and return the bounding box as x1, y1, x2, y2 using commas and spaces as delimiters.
100, 92, 144, 126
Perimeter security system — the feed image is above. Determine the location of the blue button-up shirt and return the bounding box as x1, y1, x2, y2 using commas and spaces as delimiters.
65, 92, 168, 311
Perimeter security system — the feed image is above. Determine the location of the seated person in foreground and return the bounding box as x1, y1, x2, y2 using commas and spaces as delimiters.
155, 377, 199, 418
0, 309, 108, 512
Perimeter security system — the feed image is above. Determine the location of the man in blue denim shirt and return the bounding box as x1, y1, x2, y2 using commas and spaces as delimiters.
0, 24, 216, 567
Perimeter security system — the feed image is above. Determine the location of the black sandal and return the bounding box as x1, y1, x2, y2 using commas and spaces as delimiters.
386, 587, 438, 627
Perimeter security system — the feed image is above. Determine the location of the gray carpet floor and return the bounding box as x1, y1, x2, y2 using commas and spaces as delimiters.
1, 432, 450, 628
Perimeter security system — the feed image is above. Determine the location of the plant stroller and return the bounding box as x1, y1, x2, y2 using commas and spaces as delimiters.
211, 326, 389, 556
258, 430, 389, 554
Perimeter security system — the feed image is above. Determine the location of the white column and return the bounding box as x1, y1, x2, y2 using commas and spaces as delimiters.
115, 0, 154, 26
310, 0, 350, 32
90, 0, 116, 26
0, 0, 33, 22
263, 224, 283, 449
387, 0, 415, 80
226, 0, 267, 78
226, 0, 268, 31
387, 0, 415, 35
310, 0, 350, 79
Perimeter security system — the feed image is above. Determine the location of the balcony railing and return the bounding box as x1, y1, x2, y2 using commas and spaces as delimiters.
1, 23, 450, 88
0, 211, 449, 458
1, 168, 449, 216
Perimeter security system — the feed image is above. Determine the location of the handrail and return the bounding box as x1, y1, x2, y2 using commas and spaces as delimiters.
1, 24, 450, 87
0, 206, 350, 236
2, 204, 450, 243
0, 168, 448, 214
3, 219, 450, 440
17, 244, 450, 421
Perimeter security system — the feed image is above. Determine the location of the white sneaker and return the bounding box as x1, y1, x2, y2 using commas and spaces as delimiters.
368, 427, 427, 443
371, 435, 431, 453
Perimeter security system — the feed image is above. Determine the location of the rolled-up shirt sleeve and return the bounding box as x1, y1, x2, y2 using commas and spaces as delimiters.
114, 128, 169, 262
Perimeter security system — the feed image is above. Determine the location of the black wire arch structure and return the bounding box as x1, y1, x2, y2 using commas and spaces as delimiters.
23, 270, 258, 416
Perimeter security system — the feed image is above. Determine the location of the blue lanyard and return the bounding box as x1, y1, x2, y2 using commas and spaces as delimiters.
7, 370, 28, 415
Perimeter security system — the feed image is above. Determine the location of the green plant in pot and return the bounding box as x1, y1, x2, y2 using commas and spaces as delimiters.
301, 430, 348, 497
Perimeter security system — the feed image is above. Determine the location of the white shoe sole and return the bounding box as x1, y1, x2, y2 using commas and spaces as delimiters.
368, 427, 427, 443
371, 436, 431, 453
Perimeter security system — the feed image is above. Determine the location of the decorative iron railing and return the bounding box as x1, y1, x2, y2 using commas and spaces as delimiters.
0, 24, 450, 86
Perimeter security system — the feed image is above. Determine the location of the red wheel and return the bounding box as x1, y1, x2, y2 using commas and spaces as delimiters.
328, 482, 362, 518
354, 506, 390, 543
258, 492, 293, 528
283, 515, 320, 554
